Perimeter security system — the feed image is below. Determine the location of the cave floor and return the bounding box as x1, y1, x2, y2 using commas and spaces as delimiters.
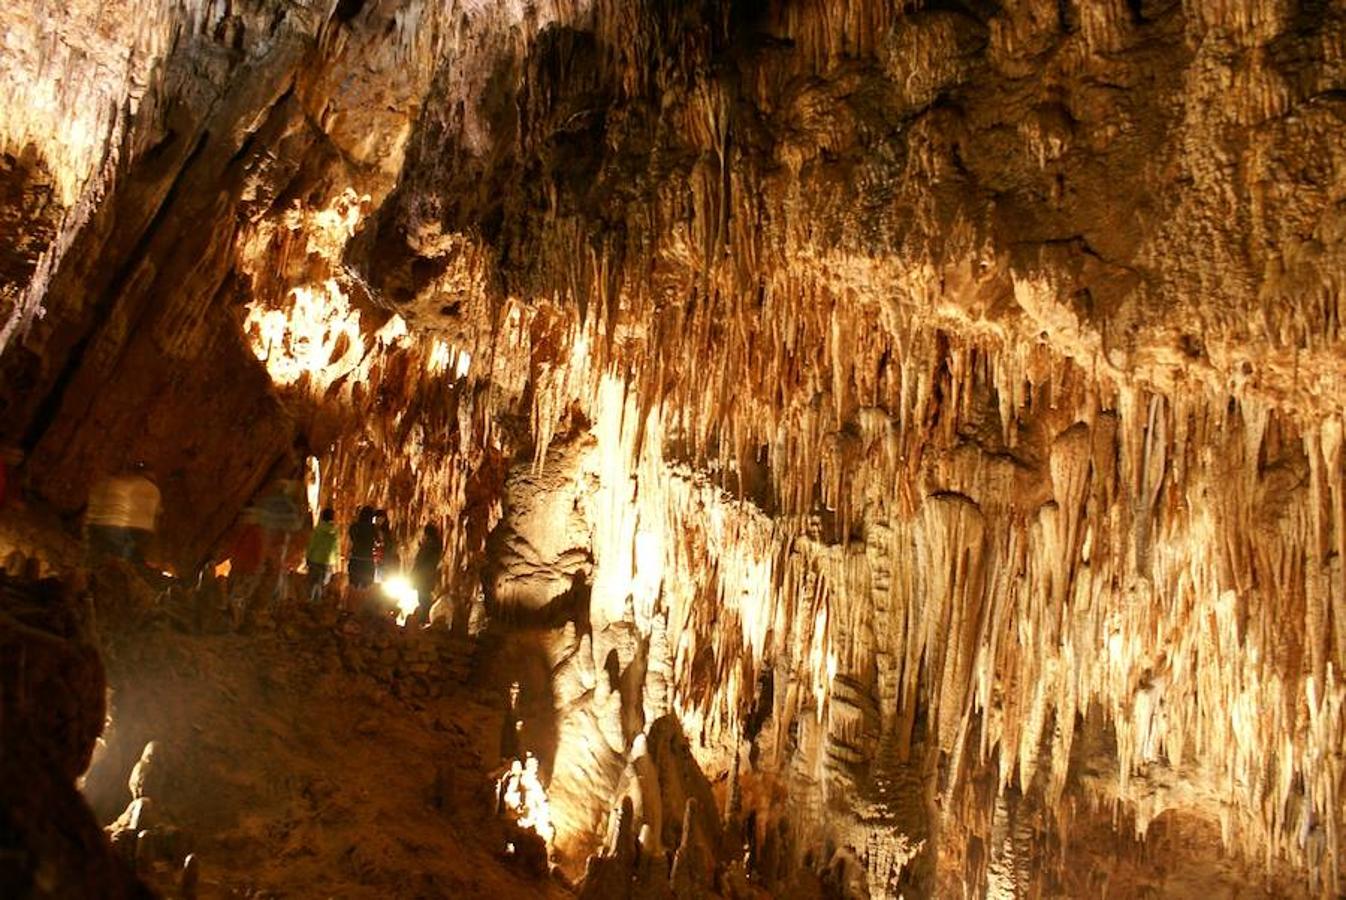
84, 606, 572, 899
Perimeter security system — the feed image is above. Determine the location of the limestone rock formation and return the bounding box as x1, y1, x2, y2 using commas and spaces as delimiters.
2, 0, 1346, 896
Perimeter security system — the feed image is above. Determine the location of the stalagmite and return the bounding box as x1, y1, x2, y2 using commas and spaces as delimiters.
179, 854, 199, 900
670, 798, 714, 899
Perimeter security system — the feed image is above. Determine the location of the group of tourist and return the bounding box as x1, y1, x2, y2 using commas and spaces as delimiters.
317, 503, 445, 625
77, 462, 446, 631
225, 495, 445, 629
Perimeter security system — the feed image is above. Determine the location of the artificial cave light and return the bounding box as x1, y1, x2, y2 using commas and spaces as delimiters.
427, 339, 451, 373
305, 456, 321, 526
427, 338, 472, 378
381, 577, 421, 627
570, 330, 589, 365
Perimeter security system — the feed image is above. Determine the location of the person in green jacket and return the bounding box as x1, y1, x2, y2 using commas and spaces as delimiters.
305, 507, 341, 604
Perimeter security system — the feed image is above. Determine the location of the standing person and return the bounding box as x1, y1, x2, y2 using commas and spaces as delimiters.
346, 506, 377, 605
375, 510, 400, 582
255, 479, 304, 609
410, 523, 444, 626
304, 507, 340, 604
85, 463, 161, 564
225, 510, 265, 630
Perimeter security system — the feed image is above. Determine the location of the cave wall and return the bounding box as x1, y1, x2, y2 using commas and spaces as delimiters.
0, 575, 151, 898
1, 0, 1345, 895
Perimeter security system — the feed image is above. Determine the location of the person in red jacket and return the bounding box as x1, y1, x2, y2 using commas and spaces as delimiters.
226, 511, 265, 630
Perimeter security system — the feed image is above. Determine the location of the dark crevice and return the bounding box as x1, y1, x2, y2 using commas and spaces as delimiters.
334, 0, 367, 25
227, 82, 295, 168
908, 0, 1002, 23
1057, 0, 1073, 33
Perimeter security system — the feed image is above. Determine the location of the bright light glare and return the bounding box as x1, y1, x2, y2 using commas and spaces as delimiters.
571, 330, 589, 365
500, 755, 555, 844
428, 339, 451, 373
382, 576, 420, 626
811, 606, 830, 720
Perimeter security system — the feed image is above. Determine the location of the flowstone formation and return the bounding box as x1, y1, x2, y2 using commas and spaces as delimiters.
3, 0, 1346, 896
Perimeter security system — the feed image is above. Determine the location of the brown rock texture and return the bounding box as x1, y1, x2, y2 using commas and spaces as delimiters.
0, 575, 152, 898
3, 0, 1346, 895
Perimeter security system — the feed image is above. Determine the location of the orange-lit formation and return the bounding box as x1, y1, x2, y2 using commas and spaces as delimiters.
501, 754, 556, 847
2, 1, 1346, 898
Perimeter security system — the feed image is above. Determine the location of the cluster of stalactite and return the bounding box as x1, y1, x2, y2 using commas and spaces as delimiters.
2, 0, 1346, 895
176, 0, 1346, 890
0, 0, 531, 571
382, 5, 1346, 893
503, 317, 1344, 892
375, 1, 1346, 892
227, 180, 521, 597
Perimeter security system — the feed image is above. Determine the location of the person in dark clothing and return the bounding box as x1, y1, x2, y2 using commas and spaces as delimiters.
411, 523, 444, 624
347, 506, 377, 594
374, 509, 400, 581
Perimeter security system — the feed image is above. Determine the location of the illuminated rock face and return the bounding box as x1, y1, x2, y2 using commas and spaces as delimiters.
3, 0, 1346, 894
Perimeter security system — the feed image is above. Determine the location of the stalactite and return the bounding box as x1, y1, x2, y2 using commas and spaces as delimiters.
6, 0, 1346, 893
